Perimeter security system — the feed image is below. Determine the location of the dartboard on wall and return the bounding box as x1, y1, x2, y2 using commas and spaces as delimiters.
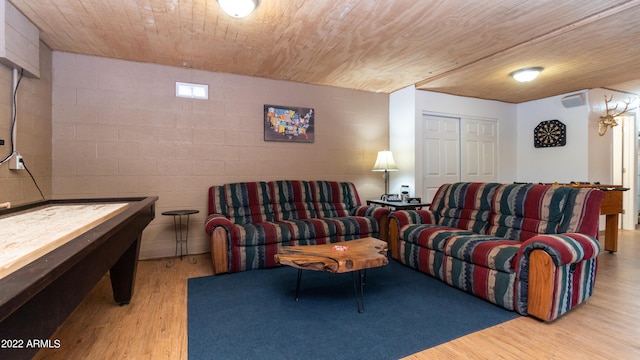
534, 119, 566, 148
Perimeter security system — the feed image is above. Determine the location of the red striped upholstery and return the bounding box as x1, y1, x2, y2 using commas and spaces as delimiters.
390, 182, 604, 321
205, 180, 389, 273
488, 184, 571, 241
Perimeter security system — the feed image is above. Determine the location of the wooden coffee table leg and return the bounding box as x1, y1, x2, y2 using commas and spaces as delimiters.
352, 270, 365, 313
295, 269, 303, 301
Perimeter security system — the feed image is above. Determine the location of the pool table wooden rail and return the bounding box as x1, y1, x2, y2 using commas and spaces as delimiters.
0, 196, 157, 360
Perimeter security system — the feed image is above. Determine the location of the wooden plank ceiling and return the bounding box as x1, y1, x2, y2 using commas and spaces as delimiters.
8, 0, 640, 103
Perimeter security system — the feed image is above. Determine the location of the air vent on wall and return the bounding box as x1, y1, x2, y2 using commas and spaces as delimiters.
561, 92, 586, 108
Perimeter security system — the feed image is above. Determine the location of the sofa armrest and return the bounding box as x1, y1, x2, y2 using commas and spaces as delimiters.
205, 214, 233, 274
387, 210, 437, 259
351, 205, 389, 221
205, 213, 233, 235
517, 233, 601, 267
389, 209, 437, 228
516, 233, 601, 321
210, 227, 229, 274
352, 205, 390, 241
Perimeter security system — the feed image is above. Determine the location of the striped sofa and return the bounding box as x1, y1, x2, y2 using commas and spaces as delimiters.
389, 182, 604, 322
205, 180, 389, 274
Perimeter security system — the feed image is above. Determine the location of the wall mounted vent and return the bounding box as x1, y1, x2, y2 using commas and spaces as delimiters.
561, 92, 586, 108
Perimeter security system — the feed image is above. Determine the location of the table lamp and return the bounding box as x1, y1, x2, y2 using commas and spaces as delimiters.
371, 150, 398, 199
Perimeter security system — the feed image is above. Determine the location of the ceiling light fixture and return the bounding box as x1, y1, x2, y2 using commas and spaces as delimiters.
217, 0, 258, 18
509, 67, 544, 82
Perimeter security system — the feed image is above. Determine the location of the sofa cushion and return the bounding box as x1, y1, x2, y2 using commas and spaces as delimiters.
443, 257, 516, 311
558, 188, 605, 237
208, 185, 227, 216
311, 181, 360, 217
402, 224, 474, 252
279, 218, 338, 241
224, 182, 275, 225
230, 222, 292, 246
270, 180, 317, 221
229, 241, 284, 273
487, 184, 571, 241
443, 235, 520, 273
431, 182, 501, 233
323, 216, 379, 238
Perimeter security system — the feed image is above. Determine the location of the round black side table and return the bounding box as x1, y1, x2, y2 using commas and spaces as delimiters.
162, 209, 199, 268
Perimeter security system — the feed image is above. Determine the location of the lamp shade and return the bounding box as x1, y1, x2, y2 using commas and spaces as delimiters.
372, 150, 398, 171
217, 0, 258, 18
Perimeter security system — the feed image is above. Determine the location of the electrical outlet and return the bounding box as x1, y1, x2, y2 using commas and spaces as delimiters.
9, 154, 24, 170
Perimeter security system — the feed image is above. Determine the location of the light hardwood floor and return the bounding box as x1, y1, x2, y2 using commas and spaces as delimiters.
34, 231, 640, 359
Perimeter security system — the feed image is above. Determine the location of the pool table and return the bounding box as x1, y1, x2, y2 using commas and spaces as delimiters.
0, 197, 157, 360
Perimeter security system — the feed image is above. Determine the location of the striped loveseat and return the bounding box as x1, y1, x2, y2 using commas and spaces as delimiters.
389, 182, 604, 322
205, 180, 389, 274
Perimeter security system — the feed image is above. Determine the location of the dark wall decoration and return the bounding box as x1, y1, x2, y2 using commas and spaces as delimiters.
264, 104, 314, 143
534, 119, 566, 148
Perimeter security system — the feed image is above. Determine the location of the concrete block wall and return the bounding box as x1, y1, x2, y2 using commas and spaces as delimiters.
52, 53, 390, 259
0, 42, 52, 206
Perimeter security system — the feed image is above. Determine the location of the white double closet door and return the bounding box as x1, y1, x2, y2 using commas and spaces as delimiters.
422, 114, 498, 203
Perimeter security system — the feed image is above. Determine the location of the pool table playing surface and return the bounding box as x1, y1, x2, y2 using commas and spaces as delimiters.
0, 203, 129, 280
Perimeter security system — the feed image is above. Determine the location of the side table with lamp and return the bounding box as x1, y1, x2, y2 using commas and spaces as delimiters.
365, 198, 430, 211
370, 150, 429, 210
371, 150, 398, 200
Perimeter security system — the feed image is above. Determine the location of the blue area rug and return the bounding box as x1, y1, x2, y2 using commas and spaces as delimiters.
188, 260, 518, 360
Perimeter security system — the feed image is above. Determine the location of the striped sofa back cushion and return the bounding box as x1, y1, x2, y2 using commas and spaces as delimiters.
208, 185, 227, 216
558, 187, 604, 237
269, 180, 317, 221
223, 182, 274, 224
487, 183, 571, 241
430, 182, 500, 233
310, 181, 361, 218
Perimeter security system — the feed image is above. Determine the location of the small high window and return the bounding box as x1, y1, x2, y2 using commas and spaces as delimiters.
175, 82, 209, 100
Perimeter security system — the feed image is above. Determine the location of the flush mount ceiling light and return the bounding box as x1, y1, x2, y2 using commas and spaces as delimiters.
509, 67, 544, 82
217, 0, 258, 18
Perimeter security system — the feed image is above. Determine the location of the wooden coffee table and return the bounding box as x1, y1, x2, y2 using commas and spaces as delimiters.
274, 237, 388, 313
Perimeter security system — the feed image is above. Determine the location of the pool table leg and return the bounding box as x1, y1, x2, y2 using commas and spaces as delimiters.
110, 234, 141, 305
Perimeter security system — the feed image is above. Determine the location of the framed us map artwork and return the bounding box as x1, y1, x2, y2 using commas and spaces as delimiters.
264, 104, 314, 143
534, 119, 566, 148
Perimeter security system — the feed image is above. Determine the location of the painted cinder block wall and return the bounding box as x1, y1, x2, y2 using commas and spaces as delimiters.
0, 42, 52, 206
51, 52, 390, 259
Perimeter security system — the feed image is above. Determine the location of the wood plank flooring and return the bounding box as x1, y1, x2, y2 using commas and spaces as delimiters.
33, 231, 640, 359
